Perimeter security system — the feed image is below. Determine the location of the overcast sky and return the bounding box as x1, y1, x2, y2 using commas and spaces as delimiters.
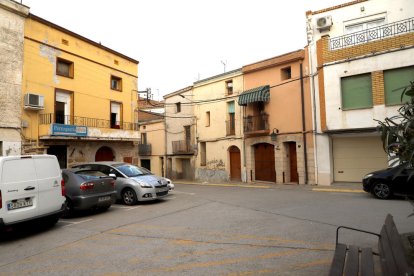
21, 0, 347, 100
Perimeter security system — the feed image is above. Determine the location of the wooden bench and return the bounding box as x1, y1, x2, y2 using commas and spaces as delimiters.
329, 214, 413, 276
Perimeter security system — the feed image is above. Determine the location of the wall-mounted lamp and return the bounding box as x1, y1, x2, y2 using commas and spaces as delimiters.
270, 128, 279, 141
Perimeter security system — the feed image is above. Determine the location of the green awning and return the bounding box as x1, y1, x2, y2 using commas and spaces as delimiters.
238, 85, 270, 106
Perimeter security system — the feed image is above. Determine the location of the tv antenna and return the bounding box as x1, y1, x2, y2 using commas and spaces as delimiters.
221, 60, 227, 73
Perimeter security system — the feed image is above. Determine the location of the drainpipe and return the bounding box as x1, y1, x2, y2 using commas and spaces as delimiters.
300, 63, 309, 184
242, 105, 247, 182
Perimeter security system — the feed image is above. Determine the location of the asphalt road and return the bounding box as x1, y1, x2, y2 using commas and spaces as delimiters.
1, 183, 414, 275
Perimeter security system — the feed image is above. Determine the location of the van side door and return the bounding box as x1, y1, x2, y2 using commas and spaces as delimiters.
0, 157, 38, 224
35, 156, 65, 215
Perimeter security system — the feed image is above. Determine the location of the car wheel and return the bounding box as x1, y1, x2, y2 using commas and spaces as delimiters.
122, 188, 137, 205
372, 182, 392, 199
63, 198, 74, 218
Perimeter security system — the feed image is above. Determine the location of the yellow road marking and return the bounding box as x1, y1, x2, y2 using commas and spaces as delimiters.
312, 188, 365, 193
175, 182, 271, 189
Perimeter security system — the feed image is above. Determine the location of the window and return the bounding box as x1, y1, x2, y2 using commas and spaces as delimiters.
345, 18, 385, 34
200, 142, 206, 166
384, 66, 414, 105
206, 111, 210, 127
176, 102, 181, 113
110, 102, 122, 128
226, 80, 233, 95
281, 66, 291, 81
55, 90, 72, 124
141, 133, 147, 144
56, 58, 74, 78
227, 101, 235, 136
341, 73, 372, 110
344, 18, 386, 46
111, 75, 122, 91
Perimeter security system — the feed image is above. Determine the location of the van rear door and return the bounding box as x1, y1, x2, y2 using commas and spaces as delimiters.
34, 155, 65, 215
0, 157, 38, 224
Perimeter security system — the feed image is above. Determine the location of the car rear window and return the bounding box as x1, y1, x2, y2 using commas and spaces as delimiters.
75, 170, 108, 180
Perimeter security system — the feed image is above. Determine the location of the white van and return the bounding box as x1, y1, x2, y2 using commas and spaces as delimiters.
0, 155, 66, 229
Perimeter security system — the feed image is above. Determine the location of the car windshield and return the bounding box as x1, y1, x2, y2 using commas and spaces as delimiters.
114, 164, 152, 177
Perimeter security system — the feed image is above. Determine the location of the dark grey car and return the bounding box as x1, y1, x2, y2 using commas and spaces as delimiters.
72, 162, 169, 205
61, 169, 117, 214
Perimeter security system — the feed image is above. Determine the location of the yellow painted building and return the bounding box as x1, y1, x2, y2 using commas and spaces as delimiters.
22, 14, 139, 168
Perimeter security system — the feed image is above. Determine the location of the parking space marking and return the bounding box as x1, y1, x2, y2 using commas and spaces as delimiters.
173, 191, 196, 195
125, 206, 140, 211
312, 188, 364, 193
60, 219, 93, 227
110, 205, 133, 209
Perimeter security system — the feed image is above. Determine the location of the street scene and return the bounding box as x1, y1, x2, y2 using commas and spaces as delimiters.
1, 183, 414, 275
1, 0, 414, 275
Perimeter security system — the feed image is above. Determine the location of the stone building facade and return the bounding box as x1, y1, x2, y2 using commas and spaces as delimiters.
0, 0, 29, 156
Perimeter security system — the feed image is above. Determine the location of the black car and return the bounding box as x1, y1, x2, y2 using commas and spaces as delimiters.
362, 164, 414, 199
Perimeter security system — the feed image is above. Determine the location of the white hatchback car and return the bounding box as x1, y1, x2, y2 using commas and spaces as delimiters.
0, 155, 66, 229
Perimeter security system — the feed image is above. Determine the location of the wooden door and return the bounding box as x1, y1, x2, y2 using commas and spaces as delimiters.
288, 142, 298, 183
95, 146, 114, 161
229, 146, 241, 181
254, 143, 276, 182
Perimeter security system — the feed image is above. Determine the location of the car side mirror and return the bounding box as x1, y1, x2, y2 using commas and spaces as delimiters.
109, 173, 117, 179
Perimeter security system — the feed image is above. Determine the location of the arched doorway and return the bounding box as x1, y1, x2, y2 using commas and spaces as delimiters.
254, 143, 276, 182
95, 146, 115, 161
229, 146, 241, 181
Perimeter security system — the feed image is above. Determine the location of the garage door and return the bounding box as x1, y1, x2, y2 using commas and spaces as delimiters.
333, 136, 388, 182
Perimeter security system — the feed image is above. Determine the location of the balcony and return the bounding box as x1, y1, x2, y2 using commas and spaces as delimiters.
330, 17, 414, 50
138, 143, 152, 156
39, 113, 139, 141
243, 115, 269, 137
172, 140, 194, 154
226, 119, 236, 136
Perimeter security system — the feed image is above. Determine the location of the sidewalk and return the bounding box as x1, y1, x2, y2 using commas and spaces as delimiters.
173, 180, 365, 193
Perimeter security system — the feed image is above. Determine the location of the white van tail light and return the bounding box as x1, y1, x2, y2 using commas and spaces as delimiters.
61, 179, 66, 197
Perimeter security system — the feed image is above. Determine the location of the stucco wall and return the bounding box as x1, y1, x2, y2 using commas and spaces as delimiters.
193, 70, 245, 182
0, 0, 29, 155
22, 16, 138, 142
66, 141, 138, 168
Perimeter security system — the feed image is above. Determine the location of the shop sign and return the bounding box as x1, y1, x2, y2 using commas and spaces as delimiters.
51, 123, 88, 137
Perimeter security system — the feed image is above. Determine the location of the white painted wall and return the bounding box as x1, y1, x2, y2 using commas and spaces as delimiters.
307, 0, 413, 44
324, 49, 414, 130
306, 0, 414, 185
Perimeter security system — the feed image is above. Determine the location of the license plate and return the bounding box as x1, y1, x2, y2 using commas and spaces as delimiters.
98, 196, 111, 202
7, 198, 33, 210
157, 187, 168, 193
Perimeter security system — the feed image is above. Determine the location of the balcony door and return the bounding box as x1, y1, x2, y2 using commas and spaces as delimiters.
55, 90, 71, 124
110, 102, 122, 128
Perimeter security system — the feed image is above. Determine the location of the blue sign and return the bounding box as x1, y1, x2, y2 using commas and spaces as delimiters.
51, 124, 88, 137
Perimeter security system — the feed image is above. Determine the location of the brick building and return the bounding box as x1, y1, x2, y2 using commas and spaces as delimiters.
306, 0, 414, 185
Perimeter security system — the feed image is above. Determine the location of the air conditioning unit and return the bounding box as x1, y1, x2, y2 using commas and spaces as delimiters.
316, 15, 333, 31
24, 93, 44, 109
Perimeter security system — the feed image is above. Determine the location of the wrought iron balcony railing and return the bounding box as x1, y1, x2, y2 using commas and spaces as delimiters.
226, 119, 236, 136
243, 115, 269, 134
138, 143, 152, 156
330, 17, 414, 50
172, 140, 194, 154
39, 113, 139, 131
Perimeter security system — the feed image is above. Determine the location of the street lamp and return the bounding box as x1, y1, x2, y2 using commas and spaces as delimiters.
270, 128, 279, 141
